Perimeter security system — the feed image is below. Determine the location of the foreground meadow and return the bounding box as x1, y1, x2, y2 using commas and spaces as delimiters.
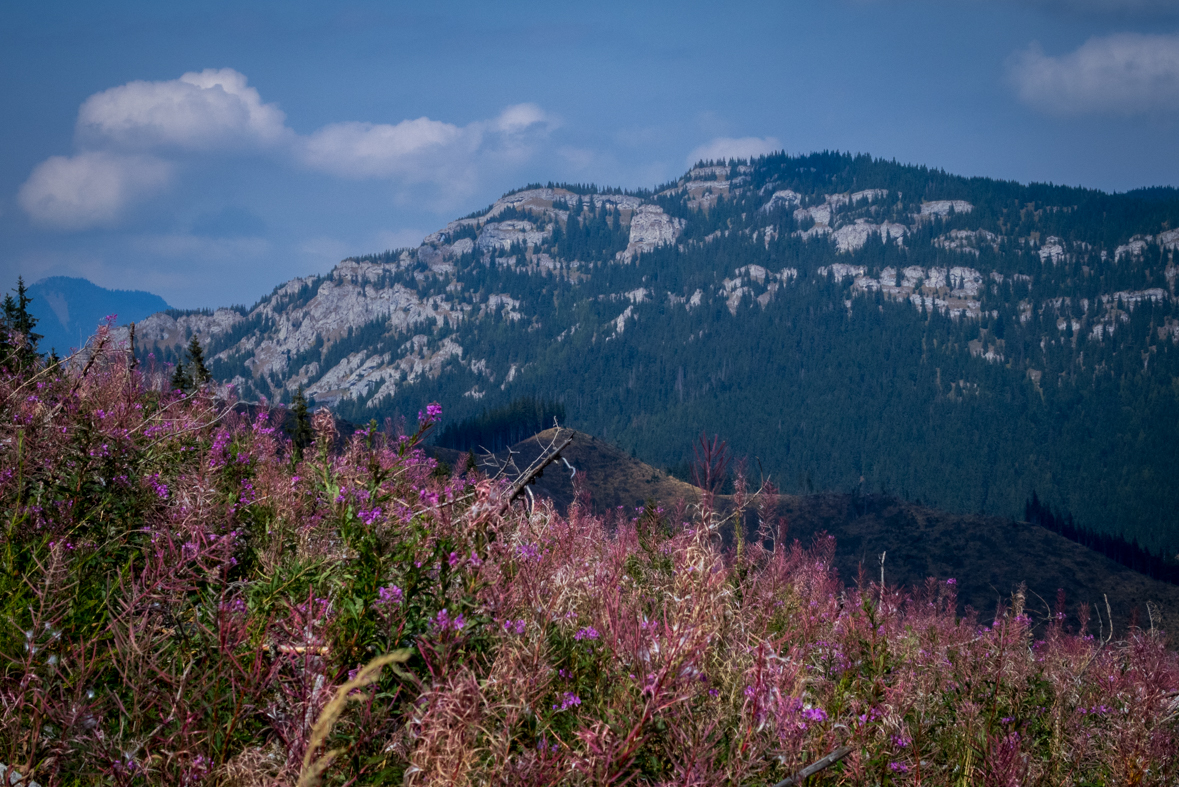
2, 328, 1178, 786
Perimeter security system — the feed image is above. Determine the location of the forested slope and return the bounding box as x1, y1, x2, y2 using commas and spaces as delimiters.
128, 152, 1179, 555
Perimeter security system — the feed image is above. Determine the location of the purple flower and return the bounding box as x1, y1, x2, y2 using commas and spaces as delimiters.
432, 608, 465, 632
552, 692, 581, 711
516, 542, 542, 561
149, 474, 169, 500
574, 626, 600, 641
418, 402, 442, 424
376, 585, 403, 606
946, 578, 957, 585
802, 707, 828, 723
889, 762, 909, 773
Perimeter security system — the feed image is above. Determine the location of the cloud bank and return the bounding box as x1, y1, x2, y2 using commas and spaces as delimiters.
686, 136, 781, 167
298, 104, 552, 180
18, 152, 173, 230
77, 68, 290, 151
1009, 32, 1179, 114
19, 69, 555, 231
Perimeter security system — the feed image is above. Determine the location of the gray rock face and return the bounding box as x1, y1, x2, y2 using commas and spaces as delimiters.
477, 220, 551, 251
915, 200, 973, 220
616, 205, 685, 263
120, 166, 1175, 411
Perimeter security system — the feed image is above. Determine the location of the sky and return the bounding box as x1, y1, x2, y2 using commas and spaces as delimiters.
2, 0, 1179, 309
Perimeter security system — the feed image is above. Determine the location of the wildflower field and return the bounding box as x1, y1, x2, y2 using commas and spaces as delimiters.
3, 328, 1179, 786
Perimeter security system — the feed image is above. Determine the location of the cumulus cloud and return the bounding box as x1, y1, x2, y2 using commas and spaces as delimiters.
18, 152, 173, 230
76, 68, 289, 150
297, 103, 553, 180
298, 118, 470, 179
686, 136, 781, 166
20, 67, 554, 231
491, 103, 552, 134
1009, 33, 1179, 114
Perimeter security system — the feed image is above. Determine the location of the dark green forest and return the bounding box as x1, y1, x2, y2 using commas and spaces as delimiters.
147, 152, 1179, 557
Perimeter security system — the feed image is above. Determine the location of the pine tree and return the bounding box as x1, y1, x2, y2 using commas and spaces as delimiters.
2, 278, 42, 369
12, 278, 41, 348
170, 360, 191, 392
187, 336, 212, 388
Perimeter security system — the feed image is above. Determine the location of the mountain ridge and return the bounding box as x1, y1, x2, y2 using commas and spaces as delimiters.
116, 151, 1179, 555
29, 276, 171, 355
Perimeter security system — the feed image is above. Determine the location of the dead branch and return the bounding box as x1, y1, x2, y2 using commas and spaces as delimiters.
500, 428, 574, 512
771, 744, 854, 787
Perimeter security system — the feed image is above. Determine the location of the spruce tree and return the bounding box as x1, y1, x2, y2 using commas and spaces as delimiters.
170, 360, 191, 392
187, 336, 212, 388
2, 278, 42, 369
12, 278, 41, 349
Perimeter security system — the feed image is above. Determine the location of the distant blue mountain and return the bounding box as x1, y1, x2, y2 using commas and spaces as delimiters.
26, 277, 171, 354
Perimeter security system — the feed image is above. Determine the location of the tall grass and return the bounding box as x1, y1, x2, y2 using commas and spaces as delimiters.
2, 327, 1178, 785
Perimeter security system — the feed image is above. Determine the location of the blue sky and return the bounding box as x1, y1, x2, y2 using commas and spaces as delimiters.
3, 0, 1178, 308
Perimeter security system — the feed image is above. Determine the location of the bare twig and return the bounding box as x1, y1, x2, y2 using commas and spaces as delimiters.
771, 745, 854, 787
499, 429, 574, 511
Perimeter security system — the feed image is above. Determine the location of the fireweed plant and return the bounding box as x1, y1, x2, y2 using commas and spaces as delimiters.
2, 327, 1179, 786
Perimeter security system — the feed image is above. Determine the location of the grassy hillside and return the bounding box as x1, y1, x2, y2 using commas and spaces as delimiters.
439, 428, 1179, 643
3, 335, 1178, 785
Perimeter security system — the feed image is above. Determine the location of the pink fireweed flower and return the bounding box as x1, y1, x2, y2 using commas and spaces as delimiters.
376, 585, 403, 606
418, 402, 442, 424
148, 474, 168, 500
574, 626, 600, 641
516, 542, 542, 562
431, 608, 465, 632
552, 692, 581, 712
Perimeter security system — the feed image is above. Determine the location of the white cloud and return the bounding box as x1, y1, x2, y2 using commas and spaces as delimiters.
491, 103, 552, 134
76, 68, 289, 150
298, 117, 470, 179
1009, 33, 1179, 114
686, 136, 781, 166
20, 67, 555, 231
18, 152, 173, 230
297, 103, 553, 180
